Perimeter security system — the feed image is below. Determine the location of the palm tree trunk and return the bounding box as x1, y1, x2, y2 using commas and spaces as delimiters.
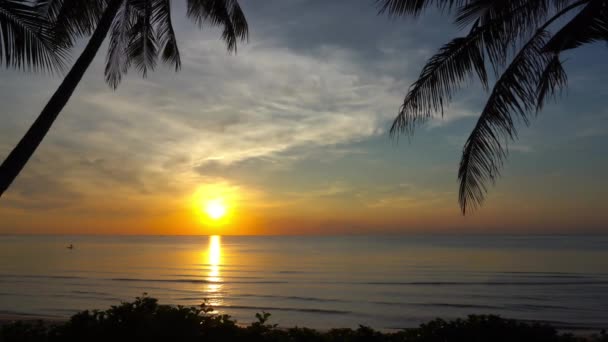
0, 0, 124, 198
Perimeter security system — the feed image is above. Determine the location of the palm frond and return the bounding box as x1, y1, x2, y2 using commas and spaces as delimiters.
390, 24, 488, 136
536, 53, 567, 111
0, 0, 67, 71
389, 0, 577, 138
376, 0, 468, 17
455, 0, 552, 27
105, 0, 132, 88
187, 0, 248, 52
458, 30, 563, 214
544, 0, 608, 52
382, 0, 595, 214
127, 0, 158, 77
152, 0, 180, 70
43, 0, 106, 46
227, 0, 247, 44
104, 0, 247, 87
457, 0, 563, 70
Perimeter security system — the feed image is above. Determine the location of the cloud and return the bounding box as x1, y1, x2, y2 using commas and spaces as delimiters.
73, 35, 405, 174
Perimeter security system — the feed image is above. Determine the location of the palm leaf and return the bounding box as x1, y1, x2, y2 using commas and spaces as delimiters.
390, 24, 489, 136
382, 0, 594, 214
227, 0, 247, 44
187, 0, 248, 52
455, 0, 553, 27
536, 53, 567, 111
389, 1, 573, 137
105, 0, 132, 88
42, 0, 106, 46
127, 0, 158, 77
544, 0, 608, 52
0, 0, 66, 71
458, 30, 566, 213
457, 0, 563, 70
376, 0, 468, 17
152, 0, 180, 70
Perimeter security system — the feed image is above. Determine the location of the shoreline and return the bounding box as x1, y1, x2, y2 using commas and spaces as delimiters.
0, 313, 66, 326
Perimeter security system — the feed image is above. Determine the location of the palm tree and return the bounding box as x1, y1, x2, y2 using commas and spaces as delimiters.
0, 0, 248, 198
0, 0, 67, 71
379, 0, 607, 214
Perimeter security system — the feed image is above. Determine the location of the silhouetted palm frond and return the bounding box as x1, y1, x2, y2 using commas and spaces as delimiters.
536, 53, 567, 111
455, 0, 559, 66
384, 0, 604, 214
105, 0, 131, 88
128, 0, 158, 77
389, 2, 559, 137
389, 27, 488, 136
187, 0, 248, 52
458, 31, 565, 213
103, 0, 248, 88
544, 0, 608, 52
153, 0, 180, 70
0, 0, 67, 71
376, 0, 468, 17
455, 0, 550, 27
42, 0, 106, 46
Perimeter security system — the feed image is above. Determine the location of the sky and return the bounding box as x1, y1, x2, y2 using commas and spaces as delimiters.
1, 0, 607, 235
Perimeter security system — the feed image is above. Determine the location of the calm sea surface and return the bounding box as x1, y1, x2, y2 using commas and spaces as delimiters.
0, 235, 607, 330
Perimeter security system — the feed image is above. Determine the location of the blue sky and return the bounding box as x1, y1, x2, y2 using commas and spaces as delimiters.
0, 0, 607, 235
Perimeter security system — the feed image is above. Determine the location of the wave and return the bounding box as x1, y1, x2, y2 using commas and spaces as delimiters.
420, 303, 503, 310
4, 273, 608, 287
110, 278, 288, 284
71, 290, 112, 296
370, 301, 503, 310
508, 304, 573, 310
0, 274, 86, 280
169, 274, 264, 279
50, 294, 122, 302
237, 293, 349, 303
357, 281, 608, 286
213, 305, 350, 315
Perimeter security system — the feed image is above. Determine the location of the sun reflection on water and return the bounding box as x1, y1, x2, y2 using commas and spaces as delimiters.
205, 235, 223, 306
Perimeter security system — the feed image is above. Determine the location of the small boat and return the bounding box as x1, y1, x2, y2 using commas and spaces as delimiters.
67, 244, 74, 249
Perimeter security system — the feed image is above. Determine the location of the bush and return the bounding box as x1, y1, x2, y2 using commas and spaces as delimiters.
1, 296, 606, 342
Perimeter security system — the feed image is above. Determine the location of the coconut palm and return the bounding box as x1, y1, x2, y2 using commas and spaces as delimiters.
0, 0, 67, 71
379, 0, 607, 214
0, 0, 248, 197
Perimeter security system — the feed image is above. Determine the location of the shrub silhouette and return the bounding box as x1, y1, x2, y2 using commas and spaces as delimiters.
1, 296, 607, 342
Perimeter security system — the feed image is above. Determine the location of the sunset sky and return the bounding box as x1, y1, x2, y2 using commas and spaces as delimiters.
1, 0, 607, 235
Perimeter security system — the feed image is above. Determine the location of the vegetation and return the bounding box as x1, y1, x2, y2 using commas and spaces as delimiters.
0, 0, 68, 72
0, 0, 248, 198
379, 0, 608, 214
1, 296, 607, 342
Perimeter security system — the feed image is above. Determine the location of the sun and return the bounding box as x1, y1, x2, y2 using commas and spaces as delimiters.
191, 185, 235, 226
204, 199, 227, 220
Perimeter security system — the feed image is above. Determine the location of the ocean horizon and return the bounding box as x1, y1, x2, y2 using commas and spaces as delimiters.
1, 234, 607, 331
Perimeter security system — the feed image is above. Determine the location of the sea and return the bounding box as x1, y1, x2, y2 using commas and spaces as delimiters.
0, 235, 607, 331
